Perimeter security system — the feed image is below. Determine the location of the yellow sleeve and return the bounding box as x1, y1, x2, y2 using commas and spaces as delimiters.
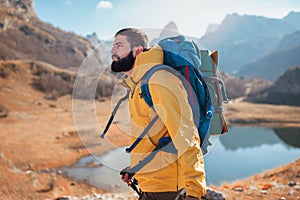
149, 70, 206, 198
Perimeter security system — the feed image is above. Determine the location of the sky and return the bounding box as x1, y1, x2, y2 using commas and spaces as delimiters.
34, 0, 300, 40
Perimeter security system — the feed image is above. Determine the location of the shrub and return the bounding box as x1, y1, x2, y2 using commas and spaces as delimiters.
225, 78, 246, 99
34, 72, 73, 99
0, 68, 9, 78
0, 104, 8, 118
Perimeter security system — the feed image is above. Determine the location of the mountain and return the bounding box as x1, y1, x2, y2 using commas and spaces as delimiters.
150, 21, 180, 46
0, 0, 35, 18
204, 24, 219, 35
282, 11, 300, 29
246, 66, 300, 106
158, 21, 179, 39
86, 32, 112, 65
277, 30, 300, 50
199, 12, 300, 74
237, 30, 300, 81
0, 0, 116, 100
0, 0, 104, 71
237, 43, 300, 81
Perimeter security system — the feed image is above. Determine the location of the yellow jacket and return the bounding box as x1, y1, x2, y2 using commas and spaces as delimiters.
122, 45, 206, 198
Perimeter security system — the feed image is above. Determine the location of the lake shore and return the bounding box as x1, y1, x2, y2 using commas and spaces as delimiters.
0, 96, 300, 199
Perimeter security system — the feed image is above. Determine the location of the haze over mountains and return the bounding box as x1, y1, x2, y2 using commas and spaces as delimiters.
91, 11, 300, 82
199, 11, 300, 81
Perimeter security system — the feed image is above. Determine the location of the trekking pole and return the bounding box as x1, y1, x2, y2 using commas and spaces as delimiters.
100, 90, 129, 138
175, 188, 186, 200
130, 177, 142, 197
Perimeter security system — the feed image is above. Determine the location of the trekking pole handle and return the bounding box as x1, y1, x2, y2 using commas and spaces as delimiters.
120, 169, 141, 197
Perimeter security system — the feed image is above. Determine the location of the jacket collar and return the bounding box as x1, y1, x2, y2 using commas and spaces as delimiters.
123, 45, 164, 91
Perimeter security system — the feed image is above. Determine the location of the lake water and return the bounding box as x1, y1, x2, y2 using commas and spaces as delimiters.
62, 126, 300, 192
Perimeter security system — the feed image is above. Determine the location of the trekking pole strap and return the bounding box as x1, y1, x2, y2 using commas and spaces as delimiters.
125, 115, 159, 153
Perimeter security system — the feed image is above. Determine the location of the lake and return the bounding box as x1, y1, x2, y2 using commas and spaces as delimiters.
62, 126, 300, 192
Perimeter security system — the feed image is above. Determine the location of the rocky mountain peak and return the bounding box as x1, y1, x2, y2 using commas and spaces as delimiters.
0, 0, 36, 18
283, 11, 300, 28
159, 21, 179, 38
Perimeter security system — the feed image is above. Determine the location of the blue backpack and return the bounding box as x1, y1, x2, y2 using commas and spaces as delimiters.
140, 35, 215, 155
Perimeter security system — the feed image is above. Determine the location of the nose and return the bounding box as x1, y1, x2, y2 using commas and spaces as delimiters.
111, 46, 117, 55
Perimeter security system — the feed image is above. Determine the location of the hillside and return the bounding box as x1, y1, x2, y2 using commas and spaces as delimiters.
237, 44, 300, 81
199, 12, 300, 75
0, 0, 107, 71
246, 66, 300, 106
278, 30, 300, 50
0, 60, 131, 199
237, 30, 300, 81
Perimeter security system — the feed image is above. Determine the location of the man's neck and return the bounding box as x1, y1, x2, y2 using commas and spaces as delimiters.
125, 68, 134, 76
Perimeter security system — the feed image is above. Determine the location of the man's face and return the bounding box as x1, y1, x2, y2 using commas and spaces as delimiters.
110, 35, 135, 72
111, 35, 131, 62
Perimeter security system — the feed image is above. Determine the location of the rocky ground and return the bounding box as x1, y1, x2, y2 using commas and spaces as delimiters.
1, 67, 300, 199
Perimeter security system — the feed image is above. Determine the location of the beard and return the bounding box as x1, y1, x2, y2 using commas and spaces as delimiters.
111, 51, 135, 73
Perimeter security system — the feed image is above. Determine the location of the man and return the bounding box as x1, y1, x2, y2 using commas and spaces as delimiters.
111, 28, 206, 200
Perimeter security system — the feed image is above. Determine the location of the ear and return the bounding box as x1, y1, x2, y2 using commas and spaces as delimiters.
132, 46, 143, 57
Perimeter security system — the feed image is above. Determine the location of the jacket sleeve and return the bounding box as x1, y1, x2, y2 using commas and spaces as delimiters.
149, 70, 206, 198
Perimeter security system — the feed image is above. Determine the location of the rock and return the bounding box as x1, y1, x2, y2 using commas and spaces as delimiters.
287, 181, 296, 187
201, 189, 226, 200
34, 101, 42, 106
288, 189, 294, 195
280, 197, 286, 200
70, 182, 76, 186
49, 103, 57, 108
261, 183, 273, 190
55, 197, 70, 200
0, 104, 9, 118
294, 185, 300, 190
57, 170, 62, 175
260, 190, 267, 194
233, 186, 244, 192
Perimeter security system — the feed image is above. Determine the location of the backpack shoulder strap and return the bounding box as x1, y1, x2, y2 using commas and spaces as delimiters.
125, 65, 177, 153
140, 64, 177, 109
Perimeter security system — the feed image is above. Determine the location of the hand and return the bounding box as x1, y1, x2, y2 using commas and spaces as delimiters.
121, 172, 132, 186
185, 196, 199, 200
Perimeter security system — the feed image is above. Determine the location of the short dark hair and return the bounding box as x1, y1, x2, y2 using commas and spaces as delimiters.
115, 28, 149, 50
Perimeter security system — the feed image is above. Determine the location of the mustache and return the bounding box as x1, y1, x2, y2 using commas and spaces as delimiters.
111, 54, 120, 60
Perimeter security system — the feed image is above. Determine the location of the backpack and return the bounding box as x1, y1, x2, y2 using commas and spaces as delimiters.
100, 35, 228, 175
135, 35, 228, 155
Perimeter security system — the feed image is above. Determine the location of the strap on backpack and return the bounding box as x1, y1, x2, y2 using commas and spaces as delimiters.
125, 115, 159, 153
130, 64, 211, 151
100, 90, 129, 138
124, 136, 177, 176
125, 65, 182, 153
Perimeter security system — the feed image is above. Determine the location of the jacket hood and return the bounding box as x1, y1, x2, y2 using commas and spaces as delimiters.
123, 44, 164, 90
